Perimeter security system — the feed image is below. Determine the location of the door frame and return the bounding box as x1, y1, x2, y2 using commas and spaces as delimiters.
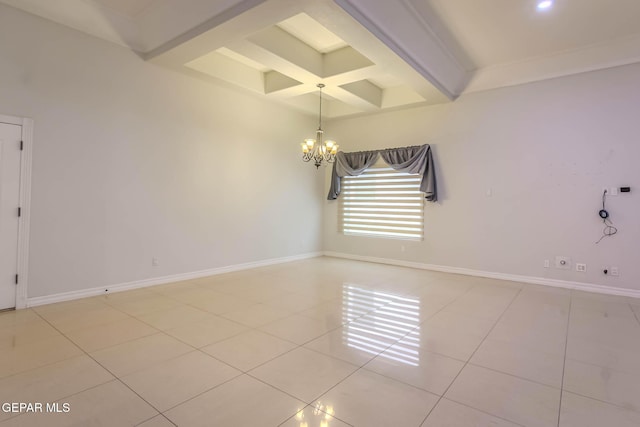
0, 113, 33, 309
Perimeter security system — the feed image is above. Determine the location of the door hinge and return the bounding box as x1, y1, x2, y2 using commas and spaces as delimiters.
18, 207, 21, 217
15, 274, 19, 285
20, 141, 24, 151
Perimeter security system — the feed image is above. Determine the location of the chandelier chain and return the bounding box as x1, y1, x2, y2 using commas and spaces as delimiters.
318, 84, 323, 130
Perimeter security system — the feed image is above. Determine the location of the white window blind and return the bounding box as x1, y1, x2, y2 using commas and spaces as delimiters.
339, 167, 424, 240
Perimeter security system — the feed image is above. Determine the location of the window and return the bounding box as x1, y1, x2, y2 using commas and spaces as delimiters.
339, 166, 424, 240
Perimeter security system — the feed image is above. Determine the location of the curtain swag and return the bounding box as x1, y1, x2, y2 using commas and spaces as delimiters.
327, 144, 437, 202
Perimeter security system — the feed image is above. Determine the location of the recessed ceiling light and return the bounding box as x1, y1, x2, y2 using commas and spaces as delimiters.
537, 0, 554, 10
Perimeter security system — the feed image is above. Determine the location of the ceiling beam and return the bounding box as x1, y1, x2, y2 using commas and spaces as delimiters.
227, 39, 321, 82
333, 0, 469, 99
261, 83, 318, 99
184, 51, 264, 92
323, 46, 374, 77
323, 86, 379, 112
145, 0, 293, 65
263, 71, 302, 94
339, 80, 382, 108
248, 26, 324, 77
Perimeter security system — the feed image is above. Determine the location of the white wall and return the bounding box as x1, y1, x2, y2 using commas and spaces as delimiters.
0, 4, 323, 298
325, 63, 640, 292
2, 4, 638, 300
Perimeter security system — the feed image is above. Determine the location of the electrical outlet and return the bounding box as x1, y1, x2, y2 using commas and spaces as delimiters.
555, 256, 571, 270
610, 266, 619, 276
401, 245, 406, 252
576, 263, 587, 272
544, 260, 550, 268
152, 257, 159, 267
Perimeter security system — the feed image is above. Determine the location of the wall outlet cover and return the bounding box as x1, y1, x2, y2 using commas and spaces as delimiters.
555, 256, 571, 270
576, 263, 587, 272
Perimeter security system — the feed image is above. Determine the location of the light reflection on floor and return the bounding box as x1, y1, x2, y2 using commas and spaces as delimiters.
293, 402, 336, 427
342, 284, 421, 366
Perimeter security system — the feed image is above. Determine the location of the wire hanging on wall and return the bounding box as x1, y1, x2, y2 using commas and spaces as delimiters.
596, 189, 617, 244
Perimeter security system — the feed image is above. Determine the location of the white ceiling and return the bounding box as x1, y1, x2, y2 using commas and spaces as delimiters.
427, 0, 640, 68
94, 0, 157, 18
3, 0, 640, 118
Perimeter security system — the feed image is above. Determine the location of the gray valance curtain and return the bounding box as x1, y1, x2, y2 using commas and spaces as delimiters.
327, 144, 437, 202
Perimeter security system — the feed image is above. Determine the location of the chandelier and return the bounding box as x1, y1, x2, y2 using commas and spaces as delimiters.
301, 83, 339, 168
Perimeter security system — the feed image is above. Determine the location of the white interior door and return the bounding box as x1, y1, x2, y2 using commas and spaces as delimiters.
0, 122, 21, 310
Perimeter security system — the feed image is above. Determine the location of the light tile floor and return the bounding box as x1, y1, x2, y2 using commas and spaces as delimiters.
1, 257, 640, 426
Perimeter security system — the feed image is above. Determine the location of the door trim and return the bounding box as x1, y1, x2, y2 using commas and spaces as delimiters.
0, 114, 33, 309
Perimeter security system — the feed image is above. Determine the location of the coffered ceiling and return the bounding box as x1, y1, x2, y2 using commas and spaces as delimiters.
3, 0, 640, 118
169, 7, 447, 118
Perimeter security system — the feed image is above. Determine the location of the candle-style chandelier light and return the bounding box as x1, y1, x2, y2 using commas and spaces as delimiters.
301, 83, 339, 168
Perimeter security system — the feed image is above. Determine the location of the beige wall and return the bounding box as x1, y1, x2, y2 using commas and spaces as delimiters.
0, 5, 323, 298
324, 63, 640, 291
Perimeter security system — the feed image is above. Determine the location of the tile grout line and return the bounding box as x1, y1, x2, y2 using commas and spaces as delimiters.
248, 280, 430, 356
97, 289, 294, 382
148, 364, 354, 426
0, 329, 89, 384
463, 361, 561, 390
5, 302, 187, 427
249, 371, 357, 427
41, 296, 170, 350
277, 282, 483, 425
99, 295, 324, 422
557, 293, 573, 427
238, 286, 640, 426
30, 309, 178, 427
245, 283, 480, 425
275, 404, 356, 427
157, 373, 249, 414
135, 413, 177, 427
354, 283, 480, 375
6, 264, 329, 425
561, 296, 640, 417
559, 388, 640, 416
113, 283, 384, 422
12, 263, 614, 426
118, 290, 371, 422
233, 292, 384, 375
418, 284, 524, 426
440, 396, 528, 427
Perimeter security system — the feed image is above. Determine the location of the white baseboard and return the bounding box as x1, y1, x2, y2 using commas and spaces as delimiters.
324, 251, 640, 299
27, 250, 639, 307
27, 252, 323, 307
